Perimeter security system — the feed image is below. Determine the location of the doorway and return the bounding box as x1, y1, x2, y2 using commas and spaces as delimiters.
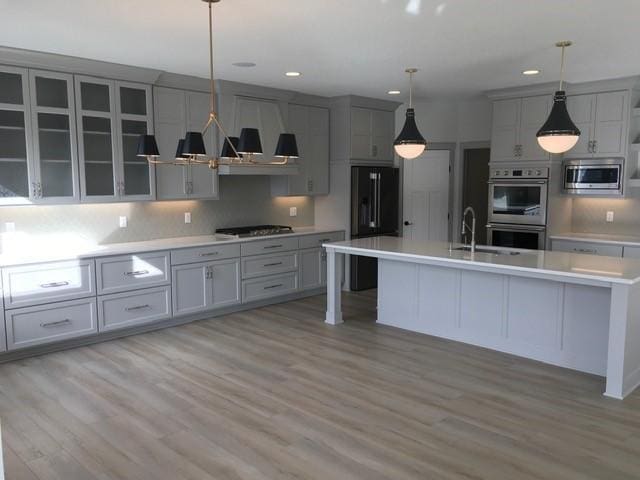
402, 150, 451, 243
461, 147, 490, 245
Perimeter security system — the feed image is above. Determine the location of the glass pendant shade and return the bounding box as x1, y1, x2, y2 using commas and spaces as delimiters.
136, 134, 160, 158
274, 133, 299, 158
238, 128, 263, 155
220, 136, 241, 159
537, 91, 581, 154
183, 131, 207, 156
394, 108, 427, 159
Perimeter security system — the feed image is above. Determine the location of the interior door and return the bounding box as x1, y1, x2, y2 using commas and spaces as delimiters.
403, 150, 450, 242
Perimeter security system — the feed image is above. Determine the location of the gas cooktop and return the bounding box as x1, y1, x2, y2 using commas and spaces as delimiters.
215, 225, 294, 238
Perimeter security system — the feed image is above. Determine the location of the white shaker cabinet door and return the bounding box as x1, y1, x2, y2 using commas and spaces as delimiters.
519, 95, 551, 162
490, 98, 520, 162
299, 248, 324, 290
210, 258, 241, 309
565, 94, 595, 158
593, 90, 628, 157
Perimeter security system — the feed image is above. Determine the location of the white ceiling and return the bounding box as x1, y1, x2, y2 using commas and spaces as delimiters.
1, 0, 639, 100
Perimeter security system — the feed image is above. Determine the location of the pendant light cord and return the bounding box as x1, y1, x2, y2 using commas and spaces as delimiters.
559, 44, 566, 91
209, 1, 216, 118
409, 70, 413, 108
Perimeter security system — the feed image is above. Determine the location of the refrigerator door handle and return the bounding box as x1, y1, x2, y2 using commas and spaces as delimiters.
376, 172, 382, 229
369, 172, 377, 228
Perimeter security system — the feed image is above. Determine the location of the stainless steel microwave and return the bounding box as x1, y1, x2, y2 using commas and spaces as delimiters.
563, 158, 624, 196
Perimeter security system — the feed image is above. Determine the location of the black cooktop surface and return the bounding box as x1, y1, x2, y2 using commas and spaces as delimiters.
216, 225, 294, 237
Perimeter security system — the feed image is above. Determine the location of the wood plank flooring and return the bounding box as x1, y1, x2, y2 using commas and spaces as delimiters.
2, 290, 640, 479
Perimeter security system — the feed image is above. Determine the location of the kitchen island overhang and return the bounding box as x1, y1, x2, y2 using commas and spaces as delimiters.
323, 236, 640, 400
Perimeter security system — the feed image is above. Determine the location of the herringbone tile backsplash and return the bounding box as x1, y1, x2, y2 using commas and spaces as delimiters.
0, 176, 314, 245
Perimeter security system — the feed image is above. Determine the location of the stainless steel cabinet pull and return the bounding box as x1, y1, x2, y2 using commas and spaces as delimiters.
199, 252, 219, 257
264, 262, 283, 267
40, 281, 70, 288
264, 284, 283, 290
41, 319, 71, 328
125, 304, 151, 312
263, 245, 283, 249
574, 248, 596, 254
125, 270, 149, 276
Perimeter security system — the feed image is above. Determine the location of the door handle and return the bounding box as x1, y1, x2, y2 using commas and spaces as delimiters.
404, 221, 413, 226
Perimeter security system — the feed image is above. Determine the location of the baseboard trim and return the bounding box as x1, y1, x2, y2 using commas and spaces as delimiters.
0, 288, 325, 363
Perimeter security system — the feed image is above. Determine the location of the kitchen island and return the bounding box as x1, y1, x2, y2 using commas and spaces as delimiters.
323, 236, 640, 399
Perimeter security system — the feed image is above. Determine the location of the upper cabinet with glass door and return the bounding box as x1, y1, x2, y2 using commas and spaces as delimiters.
75, 76, 154, 202
29, 70, 79, 203
0, 66, 33, 204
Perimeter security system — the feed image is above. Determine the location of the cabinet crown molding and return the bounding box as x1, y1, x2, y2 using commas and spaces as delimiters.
486, 76, 640, 100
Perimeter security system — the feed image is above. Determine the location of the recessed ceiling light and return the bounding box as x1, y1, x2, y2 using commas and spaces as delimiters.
232, 62, 256, 68
285, 71, 301, 77
388, 90, 401, 95
522, 69, 540, 76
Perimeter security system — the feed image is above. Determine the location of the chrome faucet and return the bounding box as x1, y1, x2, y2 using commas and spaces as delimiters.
461, 206, 477, 253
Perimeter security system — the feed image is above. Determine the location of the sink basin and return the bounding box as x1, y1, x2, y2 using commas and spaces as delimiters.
454, 246, 521, 256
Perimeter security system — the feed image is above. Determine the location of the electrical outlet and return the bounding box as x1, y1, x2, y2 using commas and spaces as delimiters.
289, 207, 298, 217
606, 211, 615, 223
184, 212, 192, 224
5, 222, 15, 232
119, 216, 128, 228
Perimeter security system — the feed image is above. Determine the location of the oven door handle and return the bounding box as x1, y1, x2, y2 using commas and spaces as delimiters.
486, 223, 546, 232
487, 180, 547, 185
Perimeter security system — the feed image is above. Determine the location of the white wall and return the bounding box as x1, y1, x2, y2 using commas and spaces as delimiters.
395, 96, 493, 241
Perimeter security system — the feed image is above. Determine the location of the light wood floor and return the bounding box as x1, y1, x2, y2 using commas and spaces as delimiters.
2, 291, 640, 480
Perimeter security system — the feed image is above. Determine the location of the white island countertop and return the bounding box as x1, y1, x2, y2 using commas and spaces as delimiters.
324, 236, 640, 285
0, 226, 343, 267
549, 232, 640, 247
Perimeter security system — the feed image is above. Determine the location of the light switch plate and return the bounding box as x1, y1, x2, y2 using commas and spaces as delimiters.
184, 212, 192, 224
119, 216, 128, 228
606, 211, 615, 223
289, 207, 297, 217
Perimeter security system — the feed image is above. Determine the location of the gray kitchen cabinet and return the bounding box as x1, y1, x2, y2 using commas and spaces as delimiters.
350, 106, 394, 161
98, 285, 172, 332
271, 103, 329, 196
172, 258, 241, 316
76, 76, 155, 202
623, 246, 640, 259
153, 86, 218, 200
0, 66, 34, 204
233, 96, 286, 164
5, 297, 98, 351
299, 248, 326, 290
0, 276, 6, 352
551, 239, 623, 257
96, 251, 170, 295
565, 91, 629, 159
28, 70, 80, 203
242, 271, 298, 303
490, 95, 550, 163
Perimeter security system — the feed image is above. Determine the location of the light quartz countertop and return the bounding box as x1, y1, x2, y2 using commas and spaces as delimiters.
0, 226, 343, 268
549, 232, 640, 247
323, 236, 640, 285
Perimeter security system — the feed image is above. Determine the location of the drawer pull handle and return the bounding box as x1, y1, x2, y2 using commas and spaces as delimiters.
125, 304, 151, 312
574, 248, 596, 254
264, 262, 283, 267
41, 319, 71, 328
199, 252, 219, 257
263, 244, 283, 249
125, 270, 149, 276
319, 238, 332, 243
264, 283, 283, 290
40, 281, 69, 288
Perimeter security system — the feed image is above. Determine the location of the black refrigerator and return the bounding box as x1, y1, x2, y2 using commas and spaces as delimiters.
350, 166, 399, 291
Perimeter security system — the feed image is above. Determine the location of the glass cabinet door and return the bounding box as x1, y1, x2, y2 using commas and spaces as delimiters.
117, 83, 154, 199
29, 70, 79, 202
75, 76, 117, 201
0, 67, 33, 203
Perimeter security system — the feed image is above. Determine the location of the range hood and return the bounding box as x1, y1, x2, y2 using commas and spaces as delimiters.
217, 163, 299, 176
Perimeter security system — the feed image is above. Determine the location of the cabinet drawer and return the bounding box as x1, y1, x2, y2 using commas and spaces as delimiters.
2, 260, 95, 309
298, 231, 344, 249
6, 298, 98, 350
171, 244, 240, 266
552, 240, 623, 257
242, 272, 298, 303
623, 246, 640, 259
240, 237, 299, 257
241, 252, 298, 279
98, 285, 171, 333
97, 251, 170, 295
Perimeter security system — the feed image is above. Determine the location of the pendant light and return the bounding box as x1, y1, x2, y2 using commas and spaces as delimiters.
394, 68, 427, 160
136, 0, 297, 170
537, 41, 581, 154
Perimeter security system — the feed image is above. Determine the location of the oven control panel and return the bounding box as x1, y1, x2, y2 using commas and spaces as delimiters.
492, 167, 549, 179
